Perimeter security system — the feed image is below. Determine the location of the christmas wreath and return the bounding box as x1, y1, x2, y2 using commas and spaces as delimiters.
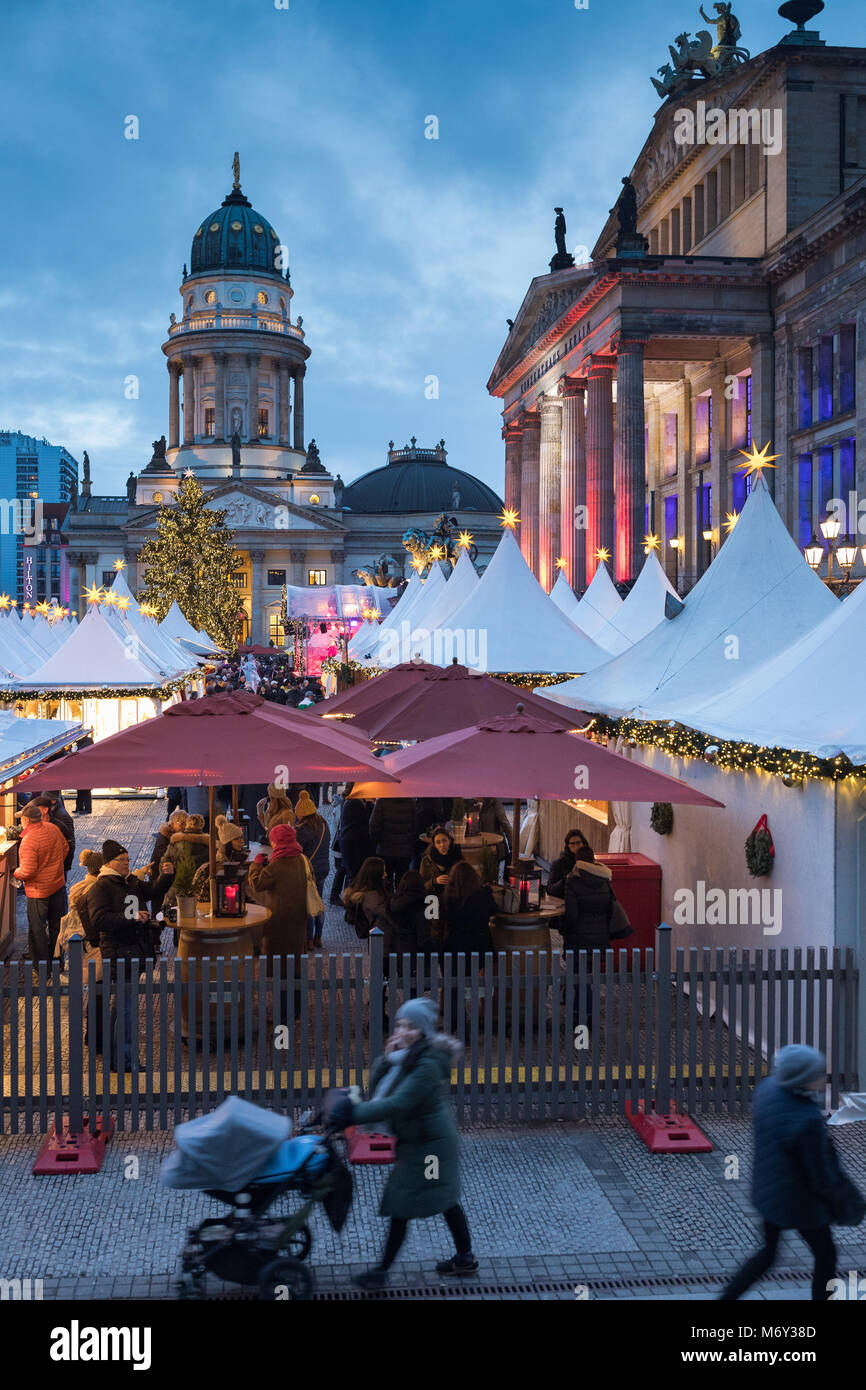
650, 802, 674, 835
745, 814, 775, 877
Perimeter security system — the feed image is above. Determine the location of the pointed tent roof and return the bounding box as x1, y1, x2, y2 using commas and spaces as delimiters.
24, 605, 178, 689
161, 600, 221, 654
109, 574, 193, 673
347, 618, 382, 659
544, 475, 837, 718
572, 562, 624, 645
549, 572, 581, 624
444, 526, 607, 674
607, 550, 682, 648
419, 549, 479, 633
357, 571, 425, 662
362, 565, 448, 666
676, 571, 866, 762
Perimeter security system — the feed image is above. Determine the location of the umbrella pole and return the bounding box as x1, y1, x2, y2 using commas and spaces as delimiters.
208, 785, 217, 915
512, 798, 521, 868
232, 785, 239, 822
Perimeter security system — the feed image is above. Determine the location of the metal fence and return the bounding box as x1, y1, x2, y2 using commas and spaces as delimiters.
0, 927, 858, 1134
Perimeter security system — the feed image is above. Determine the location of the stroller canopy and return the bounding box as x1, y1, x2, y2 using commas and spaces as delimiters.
160, 1097, 291, 1191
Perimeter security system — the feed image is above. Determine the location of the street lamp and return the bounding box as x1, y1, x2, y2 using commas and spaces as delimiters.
804, 533, 824, 570
837, 534, 858, 574
819, 515, 841, 542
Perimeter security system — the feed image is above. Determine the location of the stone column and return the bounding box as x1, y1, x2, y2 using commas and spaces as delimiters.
749, 334, 776, 495
66, 551, 82, 618
293, 366, 305, 451
585, 355, 616, 582
181, 355, 196, 445
213, 353, 226, 442
278, 361, 290, 446
613, 337, 647, 584
329, 548, 343, 584
290, 546, 307, 587
519, 411, 541, 576
503, 419, 523, 517
250, 548, 266, 644
559, 376, 586, 593
538, 395, 563, 592
247, 353, 260, 441
168, 361, 182, 449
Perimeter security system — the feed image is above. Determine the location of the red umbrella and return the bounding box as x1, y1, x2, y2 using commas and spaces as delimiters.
350, 709, 723, 865
312, 659, 440, 723
18, 690, 392, 790
358, 662, 589, 741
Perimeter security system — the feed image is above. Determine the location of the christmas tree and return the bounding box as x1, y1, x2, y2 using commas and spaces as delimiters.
138, 476, 242, 650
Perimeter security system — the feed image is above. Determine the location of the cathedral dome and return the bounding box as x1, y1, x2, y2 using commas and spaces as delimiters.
341, 440, 503, 515
189, 179, 285, 281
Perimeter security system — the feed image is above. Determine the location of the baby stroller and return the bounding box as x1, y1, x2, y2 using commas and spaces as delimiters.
161, 1096, 353, 1301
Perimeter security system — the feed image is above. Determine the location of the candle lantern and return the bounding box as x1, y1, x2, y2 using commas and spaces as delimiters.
215, 865, 247, 917
505, 860, 542, 912
465, 802, 481, 838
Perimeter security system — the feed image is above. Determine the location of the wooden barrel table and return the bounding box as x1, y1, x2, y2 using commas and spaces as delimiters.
178, 903, 270, 1040
491, 901, 564, 1024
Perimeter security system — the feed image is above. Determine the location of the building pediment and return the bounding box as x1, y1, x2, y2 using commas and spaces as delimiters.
124, 481, 345, 535
487, 265, 609, 396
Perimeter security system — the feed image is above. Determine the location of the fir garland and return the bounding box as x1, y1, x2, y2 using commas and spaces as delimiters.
593, 715, 860, 784
0, 676, 193, 703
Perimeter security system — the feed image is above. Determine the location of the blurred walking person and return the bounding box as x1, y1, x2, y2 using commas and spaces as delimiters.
720, 1045, 865, 1301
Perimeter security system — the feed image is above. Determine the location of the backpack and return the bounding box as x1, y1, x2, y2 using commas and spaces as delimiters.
343, 895, 371, 940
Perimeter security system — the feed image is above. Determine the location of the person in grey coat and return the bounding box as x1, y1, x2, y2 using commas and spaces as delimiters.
720, 1045, 862, 1300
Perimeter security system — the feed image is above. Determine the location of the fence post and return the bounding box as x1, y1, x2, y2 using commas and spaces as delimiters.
369, 929, 384, 1072
655, 923, 672, 1117
66, 935, 85, 1136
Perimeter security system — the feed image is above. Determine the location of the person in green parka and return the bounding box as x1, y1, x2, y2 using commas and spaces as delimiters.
330, 996, 477, 1289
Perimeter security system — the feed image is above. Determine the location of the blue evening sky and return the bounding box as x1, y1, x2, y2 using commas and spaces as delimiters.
0, 0, 857, 497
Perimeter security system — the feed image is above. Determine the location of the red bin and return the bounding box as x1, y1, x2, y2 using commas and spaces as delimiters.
596, 852, 661, 965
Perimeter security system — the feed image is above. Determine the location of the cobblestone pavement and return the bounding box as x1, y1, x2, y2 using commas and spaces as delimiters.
1, 1116, 864, 1301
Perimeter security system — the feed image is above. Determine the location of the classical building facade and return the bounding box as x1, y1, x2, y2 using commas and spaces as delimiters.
65, 166, 503, 640
489, 5, 866, 593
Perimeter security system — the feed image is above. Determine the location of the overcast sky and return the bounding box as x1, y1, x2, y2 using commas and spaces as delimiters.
1, 0, 855, 497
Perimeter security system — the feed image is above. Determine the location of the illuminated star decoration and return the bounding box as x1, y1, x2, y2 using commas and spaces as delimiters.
82, 583, 104, 605
35, 600, 51, 616
736, 441, 780, 476
428, 544, 446, 561
643, 533, 660, 553
362, 606, 379, 621
101, 588, 118, 608
138, 602, 155, 618
183, 468, 196, 479
555, 557, 567, 571
723, 511, 740, 535
113, 558, 126, 572
595, 546, 611, 563
0, 595, 10, 610
410, 557, 426, 572
500, 507, 520, 530
457, 530, 474, 550
115, 595, 132, 612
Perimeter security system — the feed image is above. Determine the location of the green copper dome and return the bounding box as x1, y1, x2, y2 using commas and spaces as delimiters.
189, 184, 286, 281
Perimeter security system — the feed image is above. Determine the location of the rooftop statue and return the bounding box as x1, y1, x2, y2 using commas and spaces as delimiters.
650, 3, 749, 97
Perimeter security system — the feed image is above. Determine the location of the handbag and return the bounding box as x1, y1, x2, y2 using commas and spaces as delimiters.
304, 856, 325, 917
609, 895, 633, 940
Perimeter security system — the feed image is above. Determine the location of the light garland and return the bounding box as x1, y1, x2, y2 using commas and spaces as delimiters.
1, 675, 194, 704
594, 715, 861, 783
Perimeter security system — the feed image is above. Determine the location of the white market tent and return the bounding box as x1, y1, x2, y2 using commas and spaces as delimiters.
0, 714, 86, 782
571, 562, 626, 653
675, 568, 866, 762
160, 600, 222, 656
544, 473, 838, 718
418, 548, 479, 633
548, 572, 582, 624
108, 574, 196, 675
605, 550, 683, 650
442, 526, 608, 674
360, 566, 448, 666
349, 571, 424, 661
25, 605, 183, 690
347, 618, 382, 659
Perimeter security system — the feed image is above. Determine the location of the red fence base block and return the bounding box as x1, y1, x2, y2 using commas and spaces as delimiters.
32, 1117, 114, 1175
344, 1127, 396, 1165
625, 1101, 713, 1154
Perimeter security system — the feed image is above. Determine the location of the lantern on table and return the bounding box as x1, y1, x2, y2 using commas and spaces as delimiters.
215, 864, 247, 917
505, 860, 542, 912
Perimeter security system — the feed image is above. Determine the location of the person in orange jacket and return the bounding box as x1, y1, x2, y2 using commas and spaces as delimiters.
13, 802, 68, 965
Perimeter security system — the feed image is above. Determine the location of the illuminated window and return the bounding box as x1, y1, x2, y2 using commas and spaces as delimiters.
269, 612, 285, 646
204, 289, 216, 305
267, 568, 286, 586
204, 407, 215, 437
257, 291, 268, 306
231, 571, 248, 590
258, 408, 269, 438
308, 569, 326, 586
308, 493, 320, 504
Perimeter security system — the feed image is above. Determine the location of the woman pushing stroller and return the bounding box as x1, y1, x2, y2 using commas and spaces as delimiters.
330, 997, 478, 1289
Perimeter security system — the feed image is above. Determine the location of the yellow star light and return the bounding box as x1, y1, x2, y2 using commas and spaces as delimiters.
115, 594, 131, 611
429, 544, 446, 561
555, 557, 568, 571
82, 584, 104, 605
643, 532, 660, 553
362, 606, 378, 621
183, 468, 195, 478
0, 595, 10, 610
34, 600, 51, 615
500, 508, 520, 530
410, 557, 426, 572
723, 510, 740, 535
113, 558, 126, 571
736, 441, 780, 476
101, 588, 118, 607
457, 530, 474, 549
595, 546, 611, 563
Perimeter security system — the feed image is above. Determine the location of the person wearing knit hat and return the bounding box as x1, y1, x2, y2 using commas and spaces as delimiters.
293, 790, 317, 822
293, 794, 331, 948
246, 820, 310, 974
720, 1044, 863, 1300
329, 996, 476, 1290
215, 815, 245, 846
256, 784, 295, 838
102, 839, 127, 865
